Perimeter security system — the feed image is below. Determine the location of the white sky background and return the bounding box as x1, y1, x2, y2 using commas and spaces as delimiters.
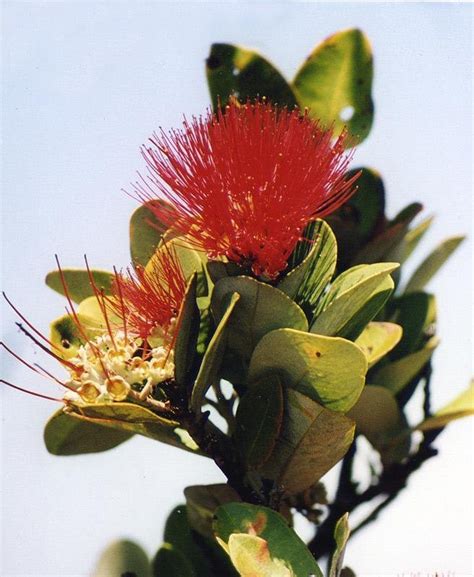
1, 2, 472, 576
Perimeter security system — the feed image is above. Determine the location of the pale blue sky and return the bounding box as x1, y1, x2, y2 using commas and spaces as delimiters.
1, 2, 472, 576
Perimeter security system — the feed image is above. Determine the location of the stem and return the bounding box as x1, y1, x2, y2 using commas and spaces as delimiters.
307, 366, 443, 560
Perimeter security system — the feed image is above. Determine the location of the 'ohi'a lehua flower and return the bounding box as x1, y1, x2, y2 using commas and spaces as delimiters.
134, 100, 358, 279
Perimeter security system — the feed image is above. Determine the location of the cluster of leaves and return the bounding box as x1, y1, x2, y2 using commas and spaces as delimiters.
39, 28, 472, 577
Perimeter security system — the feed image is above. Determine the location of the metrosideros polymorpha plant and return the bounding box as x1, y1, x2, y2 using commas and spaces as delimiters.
2, 28, 472, 577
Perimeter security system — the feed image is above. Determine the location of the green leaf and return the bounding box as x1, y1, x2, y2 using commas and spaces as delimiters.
64, 402, 202, 455
326, 168, 385, 266
92, 539, 151, 577
404, 236, 465, 294
45, 269, 114, 304
355, 322, 403, 368
44, 409, 133, 455
152, 544, 195, 577
278, 220, 337, 316
130, 200, 176, 268
152, 236, 207, 295
212, 277, 308, 367
372, 337, 438, 395
214, 503, 323, 577
190, 293, 240, 412
352, 203, 422, 266
329, 514, 350, 577
248, 329, 366, 412
347, 386, 406, 450
389, 292, 436, 359
262, 390, 355, 494
417, 381, 474, 431
174, 275, 200, 386
292, 28, 374, 145
311, 263, 398, 339
160, 505, 216, 576
206, 44, 298, 110
399, 216, 434, 263
184, 484, 241, 539
235, 377, 284, 467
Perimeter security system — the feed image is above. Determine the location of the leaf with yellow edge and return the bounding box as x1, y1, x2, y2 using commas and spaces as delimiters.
417, 381, 474, 431
214, 503, 322, 577
355, 322, 403, 368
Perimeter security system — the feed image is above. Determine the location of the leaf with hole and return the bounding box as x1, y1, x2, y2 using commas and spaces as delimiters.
293, 29, 374, 145
206, 44, 297, 110
214, 503, 322, 577
248, 329, 366, 412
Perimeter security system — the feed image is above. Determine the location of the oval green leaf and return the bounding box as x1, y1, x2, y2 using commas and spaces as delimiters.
262, 390, 355, 494
212, 277, 308, 367
248, 329, 367, 412
174, 275, 200, 386
44, 409, 133, 455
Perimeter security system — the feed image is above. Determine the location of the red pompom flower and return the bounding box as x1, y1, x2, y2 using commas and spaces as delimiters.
133, 101, 358, 279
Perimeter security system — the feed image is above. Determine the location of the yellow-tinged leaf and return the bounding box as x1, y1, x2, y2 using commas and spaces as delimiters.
417, 381, 474, 431
227, 534, 293, 577
355, 322, 403, 367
